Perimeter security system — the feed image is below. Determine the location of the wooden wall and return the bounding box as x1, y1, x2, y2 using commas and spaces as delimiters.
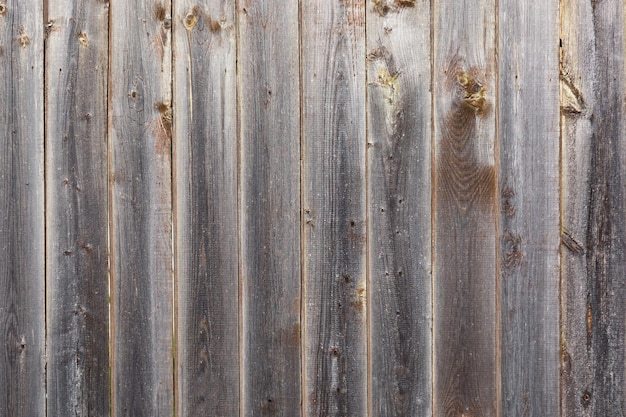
0, 0, 624, 416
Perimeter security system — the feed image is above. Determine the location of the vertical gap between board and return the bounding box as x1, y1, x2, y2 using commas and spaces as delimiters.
363, 1, 371, 416
493, 0, 502, 414
42, 0, 49, 414
557, 1, 564, 415
169, 0, 176, 415
298, 0, 306, 415
235, 0, 243, 414
429, 0, 436, 415
106, 0, 114, 413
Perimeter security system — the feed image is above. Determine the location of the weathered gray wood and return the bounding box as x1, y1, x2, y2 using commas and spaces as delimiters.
302, 1, 367, 416
433, 0, 497, 416
45, 1, 110, 415
238, 1, 301, 415
0, 1, 45, 416
366, 2, 432, 416
498, 1, 560, 416
173, 1, 238, 415
560, 0, 626, 415
109, 1, 173, 415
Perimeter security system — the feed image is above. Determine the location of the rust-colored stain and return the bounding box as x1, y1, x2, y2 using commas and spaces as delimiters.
282, 323, 300, 348
351, 287, 366, 311
154, 101, 172, 156
586, 303, 592, 345
153, 3, 167, 21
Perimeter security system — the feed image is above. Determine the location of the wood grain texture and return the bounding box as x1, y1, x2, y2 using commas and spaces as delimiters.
433, 0, 497, 416
366, 2, 432, 416
45, 1, 110, 415
0, 1, 45, 416
560, 0, 626, 415
238, 1, 301, 415
301, 1, 367, 416
498, 1, 560, 416
109, 0, 173, 415
173, 1, 238, 415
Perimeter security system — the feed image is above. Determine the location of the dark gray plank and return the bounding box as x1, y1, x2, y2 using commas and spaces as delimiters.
238, 1, 301, 415
498, 1, 560, 416
433, 0, 498, 416
45, 1, 109, 415
109, 1, 173, 415
0, 1, 45, 416
366, 3, 432, 416
560, 0, 626, 415
173, 1, 238, 415
302, 1, 367, 416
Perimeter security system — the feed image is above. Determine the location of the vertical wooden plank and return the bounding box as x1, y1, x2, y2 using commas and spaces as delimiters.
366, 2, 432, 416
560, 0, 626, 415
238, 1, 301, 415
498, 1, 560, 416
173, 1, 238, 415
301, 0, 367, 415
109, 0, 173, 415
0, 1, 45, 416
432, 0, 497, 415
45, 1, 110, 415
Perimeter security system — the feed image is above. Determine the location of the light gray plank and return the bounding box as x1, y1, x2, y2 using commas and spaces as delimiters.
173, 1, 238, 415
366, 2, 432, 416
109, 1, 173, 415
238, 1, 301, 415
560, 0, 626, 415
498, 1, 560, 416
45, 1, 110, 415
302, 1, 367, 415
0, 1, 45, 416
433, 0, 498, 416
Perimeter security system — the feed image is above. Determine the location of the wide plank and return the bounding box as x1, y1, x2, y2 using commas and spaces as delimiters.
238, 1, 301, 415
45, 1, 110, 415
302, 0, 367, 415
0, 2, 46, 416
560, 0, 626, 415
173, 1, 238, 415
497, 1, 560, 415
109, 1, 173, 415
366, 2, 432, 416
432, 0, 498, 416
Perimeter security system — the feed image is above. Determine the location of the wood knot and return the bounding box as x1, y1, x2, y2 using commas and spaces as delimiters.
457, 72, 486, 114
184, 12, 197, 30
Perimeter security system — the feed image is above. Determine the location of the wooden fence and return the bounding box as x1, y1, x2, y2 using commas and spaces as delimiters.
0, 0, 624, 416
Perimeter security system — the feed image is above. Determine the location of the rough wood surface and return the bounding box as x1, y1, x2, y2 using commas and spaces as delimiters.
366, 2, 432, 416
302, 1, 367, 416
560, 0, 626, 415
433, 0, 497, 416
45, 1, 110, 415
0, 1, 45, 416
109, 1, 173, 415
498, 1, 560, 416
238, 1, 301, 415
173, 1, 238, 415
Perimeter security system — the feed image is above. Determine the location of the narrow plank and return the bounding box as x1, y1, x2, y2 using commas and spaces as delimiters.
301, 1, 367, 415
497, 1, 560, 415
109, 0, 173, 415
432, 0, 497, 415
173, 1, 238, 415
45, 1, 110, 415
560, 0, 626, 415
365, 2, 432, 415
0, 1, 45, 416
238, 0, 301, 415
